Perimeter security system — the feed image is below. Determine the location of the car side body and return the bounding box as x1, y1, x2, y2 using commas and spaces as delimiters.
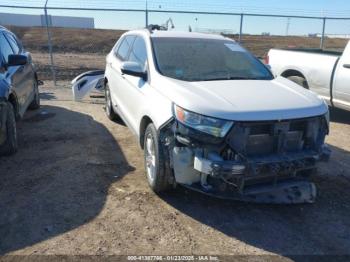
0, 26, 40, 155
267, 41, 350, 111
105, 29, 330, 204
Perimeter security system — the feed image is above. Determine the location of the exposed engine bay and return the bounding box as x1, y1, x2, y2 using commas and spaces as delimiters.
161, 115, 331, 204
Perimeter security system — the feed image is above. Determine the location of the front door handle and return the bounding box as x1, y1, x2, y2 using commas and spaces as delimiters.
343, 64, 350, 69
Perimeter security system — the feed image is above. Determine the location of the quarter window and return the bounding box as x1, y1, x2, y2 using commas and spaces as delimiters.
116, 35, 136, 61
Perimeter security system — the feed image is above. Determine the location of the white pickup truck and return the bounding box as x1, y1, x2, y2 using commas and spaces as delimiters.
267, 41, 350, 111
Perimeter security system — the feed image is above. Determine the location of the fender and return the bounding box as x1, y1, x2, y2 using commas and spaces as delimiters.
136, 86, 173, 132
280, 65, 309, 83
0, 78, 10, 99
0, 98, 9, 145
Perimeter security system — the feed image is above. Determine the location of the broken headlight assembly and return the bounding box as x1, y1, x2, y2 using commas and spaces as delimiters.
174, 104, 233, 138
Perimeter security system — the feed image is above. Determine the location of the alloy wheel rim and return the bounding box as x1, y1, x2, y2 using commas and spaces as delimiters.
145, 134, 156, 183
106, 87, 111, 115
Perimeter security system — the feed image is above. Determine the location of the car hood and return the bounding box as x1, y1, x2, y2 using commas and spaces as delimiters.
155, 76, 328, 121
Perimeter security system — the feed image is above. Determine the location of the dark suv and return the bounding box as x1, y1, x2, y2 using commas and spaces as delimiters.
0, 26, 40, 155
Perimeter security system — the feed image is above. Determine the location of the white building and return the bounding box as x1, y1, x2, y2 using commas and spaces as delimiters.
0, 12, 94, 29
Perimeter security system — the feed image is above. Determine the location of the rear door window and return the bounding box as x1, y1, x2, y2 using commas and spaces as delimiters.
116, 35, 136, 61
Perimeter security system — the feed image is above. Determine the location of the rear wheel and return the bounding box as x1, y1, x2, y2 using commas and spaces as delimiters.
105, 82, 118, 120
287, 76, 309, 89
29, 80, 40, 110
0, 102, 18, 156
144, 123, 172, 192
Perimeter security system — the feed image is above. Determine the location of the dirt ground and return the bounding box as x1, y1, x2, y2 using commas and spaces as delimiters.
0, 82, 350, 260
32, 52, 106, 81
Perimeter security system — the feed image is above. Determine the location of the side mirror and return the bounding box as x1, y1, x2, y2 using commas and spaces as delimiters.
8, 54, 27, 67
121, 61, 147, 80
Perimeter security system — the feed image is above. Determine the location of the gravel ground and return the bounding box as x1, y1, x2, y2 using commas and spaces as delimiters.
0, 82, 350, 260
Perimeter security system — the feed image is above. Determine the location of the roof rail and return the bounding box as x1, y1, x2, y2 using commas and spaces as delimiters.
146, 18, 175, 33
146, 24, 167, 33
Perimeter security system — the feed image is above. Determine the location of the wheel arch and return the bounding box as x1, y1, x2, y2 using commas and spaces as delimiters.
7, 92, 19, 119
281, 69, 307, 81
139, 115, 153, 149
281, 69, 310, 89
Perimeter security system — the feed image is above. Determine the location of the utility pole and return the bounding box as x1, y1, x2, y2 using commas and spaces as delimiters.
320, 17, 326, 49
286, 17, 290, 36
44, 0, 56, 85
239, 13, 244, 43
145, 0, 149, 27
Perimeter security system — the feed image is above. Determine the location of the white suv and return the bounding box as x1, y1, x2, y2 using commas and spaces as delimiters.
104, 28, 330, 204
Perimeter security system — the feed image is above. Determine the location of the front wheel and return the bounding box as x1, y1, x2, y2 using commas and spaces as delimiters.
0, 102, 18, 156
144, 123, 172, 192
29, 80, 40, 110
104, 82, 118, 121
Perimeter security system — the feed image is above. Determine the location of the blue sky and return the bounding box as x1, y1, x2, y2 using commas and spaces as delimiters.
1, 0, 350, 35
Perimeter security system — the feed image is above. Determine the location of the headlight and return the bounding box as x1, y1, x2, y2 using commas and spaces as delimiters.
174, 105, 233, 138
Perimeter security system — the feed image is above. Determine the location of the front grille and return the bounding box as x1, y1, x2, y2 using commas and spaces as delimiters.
226, 117, 324, 157
246, 134, 274, 155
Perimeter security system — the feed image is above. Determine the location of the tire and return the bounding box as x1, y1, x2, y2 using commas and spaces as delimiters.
287, 76, 309, 89
144, 123, 172, 192
28, 80, 40, 110
0, 102, 18, 156
104, 82, 118, 121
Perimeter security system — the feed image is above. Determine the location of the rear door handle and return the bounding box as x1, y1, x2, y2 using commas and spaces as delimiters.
343, 64, 350, 69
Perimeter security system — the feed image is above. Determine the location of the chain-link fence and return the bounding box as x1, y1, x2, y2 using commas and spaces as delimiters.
1, 2, 349, 84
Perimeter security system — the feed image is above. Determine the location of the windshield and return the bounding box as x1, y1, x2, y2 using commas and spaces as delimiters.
152, 37, 273, 82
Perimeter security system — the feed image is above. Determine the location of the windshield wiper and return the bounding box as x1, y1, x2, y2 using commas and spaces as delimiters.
200, 76, 268, 81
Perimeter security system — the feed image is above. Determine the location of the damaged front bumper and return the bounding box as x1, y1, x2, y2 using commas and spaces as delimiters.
190, 147, 330, 204
165, 115, 330, 204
